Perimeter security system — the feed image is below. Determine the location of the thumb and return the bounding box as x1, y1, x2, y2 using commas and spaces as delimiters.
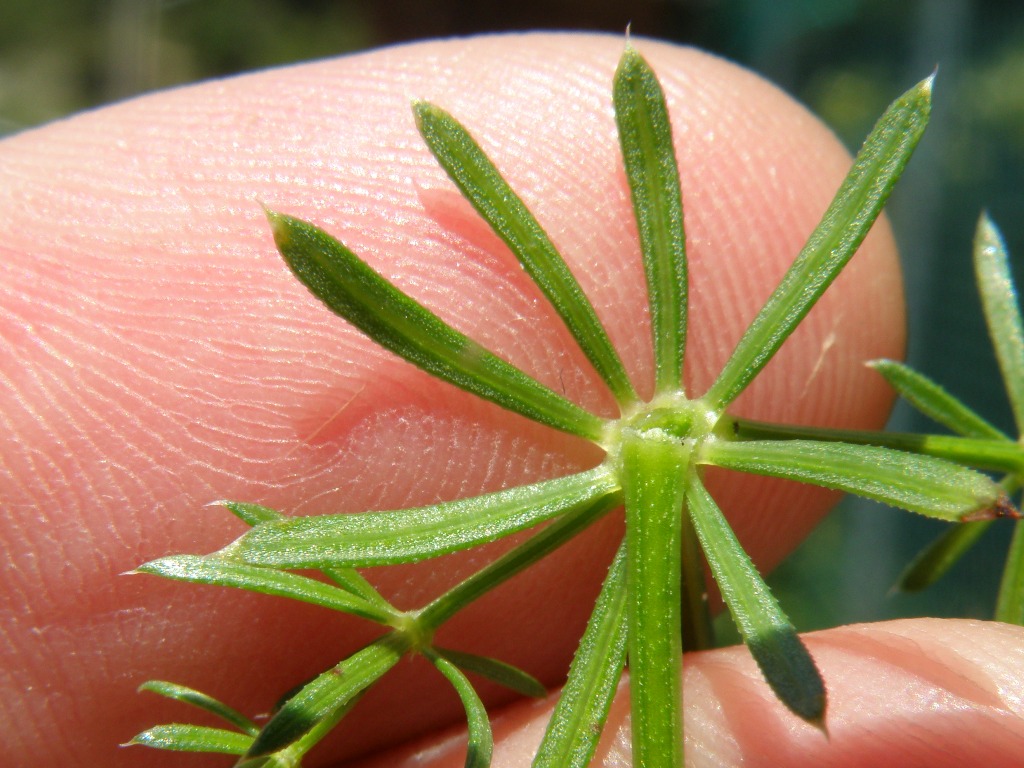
1, 33, 902, 766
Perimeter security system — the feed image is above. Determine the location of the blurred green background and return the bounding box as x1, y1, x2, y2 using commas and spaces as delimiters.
3, 0, 1023, 637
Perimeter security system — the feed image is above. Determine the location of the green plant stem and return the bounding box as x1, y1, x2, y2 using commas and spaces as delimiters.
621, 429, 686, 768
996, 521, 1024, 624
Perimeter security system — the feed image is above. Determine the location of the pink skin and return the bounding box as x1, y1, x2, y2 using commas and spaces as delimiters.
1, 32, 1021, 768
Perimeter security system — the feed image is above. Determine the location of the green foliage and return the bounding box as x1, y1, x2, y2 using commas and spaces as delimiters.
130, 44, 1023, 767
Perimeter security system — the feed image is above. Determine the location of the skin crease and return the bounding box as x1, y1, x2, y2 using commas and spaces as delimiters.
2, 31, 1023, 768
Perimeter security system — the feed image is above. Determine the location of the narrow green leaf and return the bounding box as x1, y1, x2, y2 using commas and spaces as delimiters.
418, 489, 621, 630
414, 103, 638, 408
219, 501, 391, 610
975, 214, 1024, 435
245, 634, 407, 758
136, 555, 396, 626
427, 651, 494, 768
614, 46, 687, 395
730, 417, 1024, 476
126, 724, 253, 754
267, 210, 606, 441
137, 680, 259, 736
996, 521, 1024, 625
435, 648, 546, 698
621, 429, 685, 768
223, 466, 619, 569
686, 475, 826, 725
869, 359, 1009, 440
897, 520, 993, 592
703, 438, 1014, 522
704, 74, 933, 410
534, 541, 628, 768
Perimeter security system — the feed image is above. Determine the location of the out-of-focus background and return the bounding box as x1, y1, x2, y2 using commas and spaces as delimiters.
3, 0, 1023, 637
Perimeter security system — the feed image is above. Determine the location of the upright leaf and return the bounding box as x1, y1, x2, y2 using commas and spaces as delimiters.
268, 210, 606, 441
614, 46, 688, 394
415, 102, 638, 408
975, 214, 1024, 434
704, 75, 932, 410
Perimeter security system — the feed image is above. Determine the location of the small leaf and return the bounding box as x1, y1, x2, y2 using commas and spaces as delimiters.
244, 634, 407, 757
730, 417, 1024, 476
534, 541, 628, 768
125, 724, 253, 754
704, 74, 933, 410
137, 680, 258, 736
427, 651, 494, 768
869, 359, 1008, 440
435, 648, 546, 698
686, 475, 826, 725
703, 438, 1014, 522
219, 501, 391, 610
414, 102, 638, 408
614, 46, 688, 395
975, 214, 1024, 435
136, 555, 396, 625
897, 520, 993, 592
621, 429, 686, 768
267, 210, 606, 441
223, 466, 619, 569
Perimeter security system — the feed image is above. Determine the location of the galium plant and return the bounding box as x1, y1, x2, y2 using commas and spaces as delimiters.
127, 44, 1019, 767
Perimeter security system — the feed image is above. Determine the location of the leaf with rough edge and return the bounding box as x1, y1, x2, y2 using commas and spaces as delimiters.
223, 466, 619, 569
435, 648, 546, 699
621, 430, 685, 768
427, 651, 494, 768
219, 501, 390, 610
534, 542, 628, 768
267, 210, 606, 442
976, 214, 1024, 435
136, 555, 396, 626
869, 359, 1009, 440
414, 102, 638, 408
730, 418, 1024, 476
137, 680, 259, 736
686, 475, 826, 726
703, 438, 1014, 522
125, 724, 253, 754
705, 74, 932, 410
614, 46, 687, 395
244, 635, 407, 758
